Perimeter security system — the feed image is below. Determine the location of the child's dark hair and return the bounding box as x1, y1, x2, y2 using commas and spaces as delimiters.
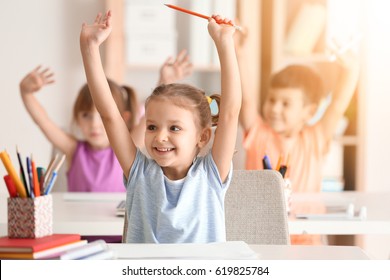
269, 65, 325, 105
145, 83, 220, 128
73, 79, 139, 130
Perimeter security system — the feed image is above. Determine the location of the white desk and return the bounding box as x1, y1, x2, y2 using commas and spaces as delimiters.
1, 192, 390, 236
108, 243, 371, 260
288, 192, 390, 235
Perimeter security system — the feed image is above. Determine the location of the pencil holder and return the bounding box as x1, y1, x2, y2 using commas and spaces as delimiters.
7, 195, 53, 238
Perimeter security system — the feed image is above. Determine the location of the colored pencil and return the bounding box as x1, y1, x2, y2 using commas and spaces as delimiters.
164, 4, 242, 30
16, 146, 29, 196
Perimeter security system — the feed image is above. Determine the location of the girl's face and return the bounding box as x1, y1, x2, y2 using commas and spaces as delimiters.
263, 88, 315, 137
76, 107, 110, 149
145, 99, 205, 180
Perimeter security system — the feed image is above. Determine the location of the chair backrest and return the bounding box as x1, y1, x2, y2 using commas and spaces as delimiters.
122, 169, 290, 244
225, 170, 290, 245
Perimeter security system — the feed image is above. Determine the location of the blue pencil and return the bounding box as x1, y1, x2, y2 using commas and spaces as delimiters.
26, 156, 34, 198
262, 154, 272, 170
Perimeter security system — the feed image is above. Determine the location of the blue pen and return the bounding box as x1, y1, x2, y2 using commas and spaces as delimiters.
44, 171, 58, 195
262, 154, 272, 170
26, 156, 34, 198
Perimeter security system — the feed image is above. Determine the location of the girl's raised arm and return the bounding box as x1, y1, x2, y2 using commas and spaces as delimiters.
20, 66, 77, 162
208, 16, 242, 182
80, 11, 136, 178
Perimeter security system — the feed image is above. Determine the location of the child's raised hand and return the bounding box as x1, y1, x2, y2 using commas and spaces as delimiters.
158, 49, 193, 85
208, 15, 236, 44
80, 10, 112, 47
20, 66, 55, 94
327, 37, 360, 71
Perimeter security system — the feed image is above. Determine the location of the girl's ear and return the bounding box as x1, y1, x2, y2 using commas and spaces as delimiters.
198, 127, 212, 148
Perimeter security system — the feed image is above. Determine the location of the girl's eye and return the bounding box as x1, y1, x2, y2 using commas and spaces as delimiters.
170, 126, 180, 132
147, 125, 156, 131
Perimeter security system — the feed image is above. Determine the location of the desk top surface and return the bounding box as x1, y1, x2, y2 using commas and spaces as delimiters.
107, 243, 371, 260
1, 192, 390, 236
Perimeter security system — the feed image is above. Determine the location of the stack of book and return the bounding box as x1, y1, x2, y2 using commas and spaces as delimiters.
0, 234, 86, 259
60, 240, 116, 260
0, 235, 116, 260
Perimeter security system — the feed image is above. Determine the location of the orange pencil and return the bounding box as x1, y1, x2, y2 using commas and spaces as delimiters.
0, 151, 27, 198
164, 4, 242, 30
31, 155, 40, 197
275, 155, 283, 171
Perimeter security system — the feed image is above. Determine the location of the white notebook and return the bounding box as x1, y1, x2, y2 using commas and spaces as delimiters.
116, 200, 126, 217
108, 241, 258, 260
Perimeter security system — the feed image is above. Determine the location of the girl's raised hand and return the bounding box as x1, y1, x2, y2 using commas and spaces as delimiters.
80, 10, 112, 47
20, 66, 55, 94
158, 49, 193, 85
207, 15, 236, 44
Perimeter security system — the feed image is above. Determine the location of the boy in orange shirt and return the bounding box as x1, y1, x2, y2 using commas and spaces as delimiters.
236, 34, 360, 244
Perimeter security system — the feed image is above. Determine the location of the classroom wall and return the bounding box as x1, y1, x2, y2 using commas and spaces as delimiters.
0, 0, 104, 194
360, 0, 390, 260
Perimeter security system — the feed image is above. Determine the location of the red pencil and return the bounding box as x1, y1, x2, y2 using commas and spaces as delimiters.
31, 155, 40, 197
164, 4, 242, 30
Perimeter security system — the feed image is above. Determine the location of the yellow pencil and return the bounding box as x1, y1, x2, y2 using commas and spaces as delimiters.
0, 150, 27, 198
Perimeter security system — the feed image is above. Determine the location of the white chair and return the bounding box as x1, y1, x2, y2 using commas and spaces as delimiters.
122, 169, 290, 245
225, 170, 290, 245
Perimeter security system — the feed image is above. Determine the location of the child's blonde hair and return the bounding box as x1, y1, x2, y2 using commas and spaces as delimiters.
145, 83, 220, 129
73, 79, 139, 130
269, 65, 325, 105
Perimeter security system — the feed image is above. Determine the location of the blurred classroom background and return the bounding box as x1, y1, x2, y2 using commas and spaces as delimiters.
1, 0, 390, 258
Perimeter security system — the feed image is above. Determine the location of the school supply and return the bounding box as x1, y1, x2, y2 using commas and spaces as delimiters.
0, 150, 27, 198
44, 154, 65, 195
31, 155, 40, 196
1, 148, 64, 198
108, 241, 257, 260
16, 146, 29, 196
3, 175, 17, 198
116, 200, 126, 217
8, 195, 53, 238
60, 240, 115, 260
0, 234, 81, 253
26, 156, 34, 198
0, 240, 87, 259
262, 154, 272, 170
164, 3, 242, 31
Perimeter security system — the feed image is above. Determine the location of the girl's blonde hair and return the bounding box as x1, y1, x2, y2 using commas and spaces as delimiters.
145, 83, 220, 129
73, 79, 139, 130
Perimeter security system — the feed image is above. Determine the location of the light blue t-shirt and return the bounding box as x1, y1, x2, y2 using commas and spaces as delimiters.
124, 149, 232, 243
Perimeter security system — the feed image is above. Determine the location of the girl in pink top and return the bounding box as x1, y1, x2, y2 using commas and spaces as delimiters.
19, 52, 193, 192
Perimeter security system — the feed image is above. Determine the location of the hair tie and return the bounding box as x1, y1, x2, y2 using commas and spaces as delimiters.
206, 96, 212, 104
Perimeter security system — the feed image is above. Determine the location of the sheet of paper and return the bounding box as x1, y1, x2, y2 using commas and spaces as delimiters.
108, 241, 258, 260
63, 193, 125, 202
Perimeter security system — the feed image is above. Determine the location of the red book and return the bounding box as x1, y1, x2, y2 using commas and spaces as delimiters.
0, 240, 87, 259
0, 234, 81, 253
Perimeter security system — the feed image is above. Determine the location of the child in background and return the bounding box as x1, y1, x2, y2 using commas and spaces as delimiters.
235, 31, 360, 244
19, 52, 192, 192
80, 11, 241, 243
